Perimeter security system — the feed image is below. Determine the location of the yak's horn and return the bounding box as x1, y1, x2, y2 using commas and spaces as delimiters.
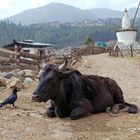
58, 56, 68, 71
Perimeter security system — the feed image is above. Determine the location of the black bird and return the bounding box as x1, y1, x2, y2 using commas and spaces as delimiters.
0, 87, 20, 108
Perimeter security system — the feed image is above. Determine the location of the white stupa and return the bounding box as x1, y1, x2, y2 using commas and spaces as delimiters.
114, 8, 140, 56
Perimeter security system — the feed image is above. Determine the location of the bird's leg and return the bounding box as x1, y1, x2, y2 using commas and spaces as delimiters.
12, 103, 17, 108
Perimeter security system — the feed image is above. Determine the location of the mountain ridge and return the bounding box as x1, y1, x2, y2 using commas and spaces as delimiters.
4, 3, 140, 25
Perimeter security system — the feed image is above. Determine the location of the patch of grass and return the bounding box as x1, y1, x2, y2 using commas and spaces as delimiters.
0, 85, 6, 93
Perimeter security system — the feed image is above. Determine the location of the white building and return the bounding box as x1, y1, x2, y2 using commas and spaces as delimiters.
114, 8, 140, 56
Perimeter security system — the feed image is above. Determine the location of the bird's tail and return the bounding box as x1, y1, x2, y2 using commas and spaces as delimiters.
0, 103, 5, 108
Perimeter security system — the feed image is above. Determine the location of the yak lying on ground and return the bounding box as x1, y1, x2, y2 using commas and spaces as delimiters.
32, 59, 138, 120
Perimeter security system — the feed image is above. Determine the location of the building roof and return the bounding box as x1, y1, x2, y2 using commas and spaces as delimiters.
2, 39, 55, 49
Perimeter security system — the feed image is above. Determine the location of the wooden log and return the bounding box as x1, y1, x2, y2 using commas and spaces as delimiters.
41, 55, 48, 59
0, 65, 38, 71
20, 52, 40, 60
19, 58, 39, 65
0, 48, 19, 55
0, 57, 39, 65
0, 51, 16, 58
0, 49, 40, 60
0, 57, 16, 65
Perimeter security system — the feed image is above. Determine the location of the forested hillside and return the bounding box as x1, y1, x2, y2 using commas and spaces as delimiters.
0, 20, 139, 49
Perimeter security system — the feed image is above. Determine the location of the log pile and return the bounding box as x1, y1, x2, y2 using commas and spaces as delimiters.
44, 46, 107, 68
44, 52, 82, 68
71, 46, 107, 56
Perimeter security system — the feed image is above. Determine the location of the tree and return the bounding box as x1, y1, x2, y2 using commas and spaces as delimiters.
84, 37, 95, 47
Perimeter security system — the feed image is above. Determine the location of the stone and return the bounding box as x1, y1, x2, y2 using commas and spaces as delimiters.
3, 73, 14, 79
6, 77, 23, 89
15, 70, 26, 78
0, 76, 7, 87
24, 77, 33, 84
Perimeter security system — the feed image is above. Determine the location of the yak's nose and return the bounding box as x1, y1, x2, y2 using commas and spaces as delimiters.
32, 92, 40, 101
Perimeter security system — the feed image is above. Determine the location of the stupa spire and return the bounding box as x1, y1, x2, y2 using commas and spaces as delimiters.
122, 8, 131, 29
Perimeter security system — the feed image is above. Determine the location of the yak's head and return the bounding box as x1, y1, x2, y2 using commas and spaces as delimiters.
32, 57, 73, 102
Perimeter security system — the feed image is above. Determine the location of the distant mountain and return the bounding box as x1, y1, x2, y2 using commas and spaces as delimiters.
5, 3, 140, 25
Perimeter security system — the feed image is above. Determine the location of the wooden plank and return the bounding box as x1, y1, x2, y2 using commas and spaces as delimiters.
0, 48, 19, 55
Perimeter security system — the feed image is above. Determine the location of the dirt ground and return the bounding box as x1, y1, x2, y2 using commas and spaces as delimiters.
0, 53, 140, 140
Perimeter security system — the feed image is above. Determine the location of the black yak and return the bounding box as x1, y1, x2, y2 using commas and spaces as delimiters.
32, 59, 138, 120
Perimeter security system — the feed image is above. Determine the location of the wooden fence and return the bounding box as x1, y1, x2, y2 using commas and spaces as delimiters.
108, 47, 124, 57
0, 48, 40, 71
0, 46, 106, 72
0, 48, 82, 71
108, 46, 140, 57
71, 46, 108, 56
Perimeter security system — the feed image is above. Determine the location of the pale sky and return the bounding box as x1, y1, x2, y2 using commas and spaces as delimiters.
0, 0, 139, 19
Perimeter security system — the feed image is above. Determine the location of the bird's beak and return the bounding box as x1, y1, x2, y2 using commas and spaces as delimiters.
16, 87, 21, 91
16, 88, 21, 91
12, 86, 21, 91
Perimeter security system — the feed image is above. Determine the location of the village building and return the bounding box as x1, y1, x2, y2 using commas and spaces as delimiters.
2, 39, 56, 57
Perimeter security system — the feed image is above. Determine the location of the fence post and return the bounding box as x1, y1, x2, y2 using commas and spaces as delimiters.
116, 47, 119, 57
130, 45, 133, 57
35, 49, 41, 71
14, 44, 20, 65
